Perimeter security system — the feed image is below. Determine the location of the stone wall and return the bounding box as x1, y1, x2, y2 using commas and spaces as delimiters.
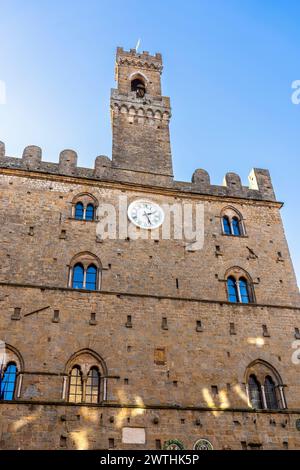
0, 47, 299, 451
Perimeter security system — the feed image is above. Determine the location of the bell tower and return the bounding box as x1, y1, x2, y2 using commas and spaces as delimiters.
110, 47, 173, 178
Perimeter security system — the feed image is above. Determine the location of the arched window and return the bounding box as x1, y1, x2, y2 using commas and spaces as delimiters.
75, 202, 84, 220
0, 363, 17, 400
232, 217, 241, 236
65, 350, 107, 404
264, 376, 278, 409
239, 278, 250, 304
68, 366, 83, 403
72, 194, 98, 221
221, 207, 245, 236
86, 367, 100, 403
86, 264, 97, 291
226, 269, 254, 304
222, 216, 231, 235
245, 360, 286, 410
85, 204, 94, 221
72, 263, 84, 289
69, 253, 101, 291
131, 78, 146, 97
227, 276, 239, 303
248, 375, 263, 409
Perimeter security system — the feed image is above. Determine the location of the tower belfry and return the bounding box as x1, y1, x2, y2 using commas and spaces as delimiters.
110, 47, 173, 178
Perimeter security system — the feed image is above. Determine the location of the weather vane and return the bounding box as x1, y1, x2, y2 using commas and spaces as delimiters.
135, 39, 141, 53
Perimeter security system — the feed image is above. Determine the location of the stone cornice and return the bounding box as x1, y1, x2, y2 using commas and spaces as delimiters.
0, 281, 298, 311
0, 400, 299, 414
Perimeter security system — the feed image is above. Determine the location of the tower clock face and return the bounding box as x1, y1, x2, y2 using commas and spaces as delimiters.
128, 200, 164, 230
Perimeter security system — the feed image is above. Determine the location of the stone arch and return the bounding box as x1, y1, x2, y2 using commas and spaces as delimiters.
69, 251, 102, 270
225, 266, 253, 283
128, 71, 149, 84
154, 110, 162, 120
220, 205, 243, 221
64, 348, 108, 377
244, 359, 284, 385
244, 359, 286, 409
2, 343, 24, 371
120, 104, 129, 114
72, 192, 98, 206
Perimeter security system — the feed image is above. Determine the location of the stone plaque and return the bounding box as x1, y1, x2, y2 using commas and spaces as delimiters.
122, 427, 146, 444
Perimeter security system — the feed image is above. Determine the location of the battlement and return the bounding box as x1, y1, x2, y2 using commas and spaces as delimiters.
116, 47, 163, 72
0, 141, 277, 202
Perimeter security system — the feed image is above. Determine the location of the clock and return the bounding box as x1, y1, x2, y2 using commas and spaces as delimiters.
128, 200, 164, 230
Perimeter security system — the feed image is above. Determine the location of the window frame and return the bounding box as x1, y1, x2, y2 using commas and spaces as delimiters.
69, 255, 101, 291
0, 362, 17, 401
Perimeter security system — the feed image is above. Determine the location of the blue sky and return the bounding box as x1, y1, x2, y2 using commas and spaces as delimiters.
0, 0, 299, 284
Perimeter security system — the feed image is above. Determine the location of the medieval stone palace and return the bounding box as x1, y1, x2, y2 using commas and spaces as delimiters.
0, 47, 299, 450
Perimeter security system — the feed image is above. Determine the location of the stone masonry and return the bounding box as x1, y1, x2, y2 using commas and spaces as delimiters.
0, 47, 299, 450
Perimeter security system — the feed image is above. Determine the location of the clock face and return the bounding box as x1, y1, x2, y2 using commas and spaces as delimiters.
128, 200, 164, 230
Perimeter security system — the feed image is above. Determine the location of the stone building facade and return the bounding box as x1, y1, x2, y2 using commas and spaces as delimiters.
0, 47, 299, 450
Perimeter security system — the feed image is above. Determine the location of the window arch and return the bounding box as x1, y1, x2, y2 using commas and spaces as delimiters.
225, 268, 254, 304
69, 253, 101, 291
71, 194, 98, 221
221, 207, 245, 236
0, 344, 24, 401
64, 350, 107, 404
245, 360, 286, 410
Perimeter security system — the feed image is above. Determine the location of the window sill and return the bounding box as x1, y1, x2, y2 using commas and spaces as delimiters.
68, 217, 98, 223
221, 233, 248, 238
68, 287, 101, 293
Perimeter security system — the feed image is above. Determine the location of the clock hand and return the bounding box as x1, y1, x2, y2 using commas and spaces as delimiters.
143, 211, 151, 224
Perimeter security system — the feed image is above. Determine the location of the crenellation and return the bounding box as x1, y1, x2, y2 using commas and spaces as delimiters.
0, 142, 277, 201
116, 47, 163, 70
58, 149, 78, 176
22, 145, 42, 169
191, 169, 210, 187
94, 155, 112, 178
248, 168, 276, 200
223, 172, 243, 191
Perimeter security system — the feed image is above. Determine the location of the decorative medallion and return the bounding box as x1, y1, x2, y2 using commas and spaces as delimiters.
296, 419, 300, 431
163, 439, 185, 450
193, 439, 214, 450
